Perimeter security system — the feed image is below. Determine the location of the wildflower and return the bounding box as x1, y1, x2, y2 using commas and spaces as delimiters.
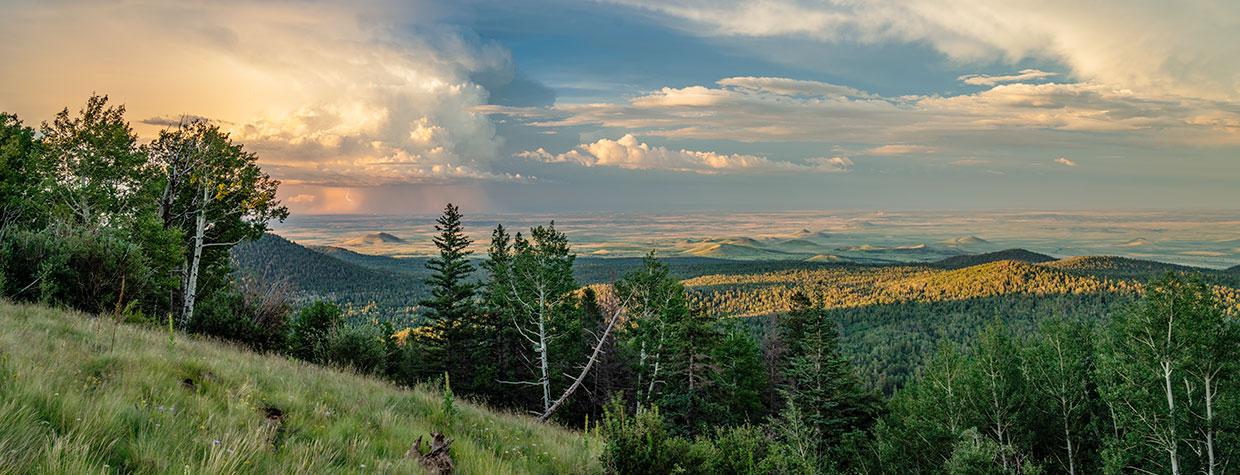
212, 439, 221, 446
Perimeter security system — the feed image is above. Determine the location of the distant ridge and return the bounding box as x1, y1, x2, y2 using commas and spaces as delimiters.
1228, 264, 1240, 274
933, 248, 1056, 269
339, 232, 406, 246
1045, 255, 1196, 273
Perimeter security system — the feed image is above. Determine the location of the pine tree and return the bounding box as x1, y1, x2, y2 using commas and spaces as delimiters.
419, 203, 478, 383
776, 293, 879, 466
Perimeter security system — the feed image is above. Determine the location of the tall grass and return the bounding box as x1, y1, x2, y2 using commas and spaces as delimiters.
0, 301, 600, 474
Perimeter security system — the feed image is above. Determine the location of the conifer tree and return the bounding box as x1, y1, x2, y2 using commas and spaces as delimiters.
419, 203, 479, 382
776, 293, 879, 466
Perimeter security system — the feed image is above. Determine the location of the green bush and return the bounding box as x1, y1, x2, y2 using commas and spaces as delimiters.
287, 300, 343, 362
0, 226, 166, 314
600, 399, 684, 474
320, 324, 388, 374
703, 424, 769, 475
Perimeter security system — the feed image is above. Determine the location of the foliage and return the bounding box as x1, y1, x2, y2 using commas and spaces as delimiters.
286, 300, 344, 363
320, 323, 389, 375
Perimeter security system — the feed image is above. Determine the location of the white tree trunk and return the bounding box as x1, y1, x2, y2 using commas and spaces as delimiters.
180, 185, 209, 327
536, 290, 551, 413
1163, 362, 1181, 475
1205, 374, 1216, 475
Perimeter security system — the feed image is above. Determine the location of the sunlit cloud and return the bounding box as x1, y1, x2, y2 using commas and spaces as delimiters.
958, 69, 1057, 86
490, 75, 1240, 147
517, 134, 852, 174
865, 144, 937, 156
0, 0, 534, 188
1054, 157, 1078, 167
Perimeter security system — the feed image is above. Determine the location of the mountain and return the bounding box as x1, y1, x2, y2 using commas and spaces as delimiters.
772, 238, 827, 252
839, 243, 934, 253
1229, 264, 1240, 274
339, 232, 406, 246
940, 236, 990, 247
805, 254, 844, 262
933, 248, 1056, 269
232, 234, 424, 315
0, 301, 597, 473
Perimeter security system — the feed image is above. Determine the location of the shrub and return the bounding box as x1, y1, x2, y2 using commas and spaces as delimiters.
320, 324, 387, 374
189, 276, 291, 352
0, 226, 165, 314
600, 399, 683, 474
703, 424, 768, 475
287, 300, 343, 362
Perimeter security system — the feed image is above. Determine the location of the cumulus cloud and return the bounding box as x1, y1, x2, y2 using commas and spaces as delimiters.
1054, 157, 1078, 167
958, 69, 1057, 86
517, 135, 852, 174
0, 0, 540, 187
604, 0, 1240, 101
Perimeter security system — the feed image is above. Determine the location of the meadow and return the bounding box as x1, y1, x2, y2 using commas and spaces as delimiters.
0, 302, 599, 474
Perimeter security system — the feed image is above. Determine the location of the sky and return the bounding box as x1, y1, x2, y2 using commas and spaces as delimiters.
1, 0, 1238, 214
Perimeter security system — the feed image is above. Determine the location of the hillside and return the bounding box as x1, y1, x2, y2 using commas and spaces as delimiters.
0, 302, 599, 474
686, 259, 1140, 317
231, 234, 424, 320
932, 248, 1057, 269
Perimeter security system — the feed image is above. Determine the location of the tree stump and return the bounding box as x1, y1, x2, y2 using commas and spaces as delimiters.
405, 431, 454, 474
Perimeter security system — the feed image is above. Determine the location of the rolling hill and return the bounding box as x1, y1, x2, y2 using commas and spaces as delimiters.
932, 248, 1057, 269
0, 302, 599, 474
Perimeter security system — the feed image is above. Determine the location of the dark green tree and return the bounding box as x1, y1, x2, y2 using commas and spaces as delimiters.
418, 203, 480, 385
776, 294, 880, 453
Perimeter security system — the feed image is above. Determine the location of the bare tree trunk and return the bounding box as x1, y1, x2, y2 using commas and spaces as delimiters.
539, 305, 624, 422
180, 184, 209, 327
537, 314, 551, 413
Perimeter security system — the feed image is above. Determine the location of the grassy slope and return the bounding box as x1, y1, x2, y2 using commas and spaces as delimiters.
0, 302, 598, 474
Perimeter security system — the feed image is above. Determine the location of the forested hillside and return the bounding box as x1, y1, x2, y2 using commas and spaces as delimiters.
932, 248, 1056, 269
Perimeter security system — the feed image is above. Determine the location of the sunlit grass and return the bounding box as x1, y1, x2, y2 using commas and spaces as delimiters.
0, 301, 600, 474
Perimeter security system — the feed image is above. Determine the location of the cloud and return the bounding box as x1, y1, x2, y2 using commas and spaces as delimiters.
1054, 157, 1078, 167
517, 134, 851, 174
604, 0, 1240, 101
949, 159, 991, 166
958, 69, 1057, 86
865, 144, 937, 156
284, 194, 318, 204
492, 75, 1240, 147
141, 115, 219, 127
0, 0, 539, 187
